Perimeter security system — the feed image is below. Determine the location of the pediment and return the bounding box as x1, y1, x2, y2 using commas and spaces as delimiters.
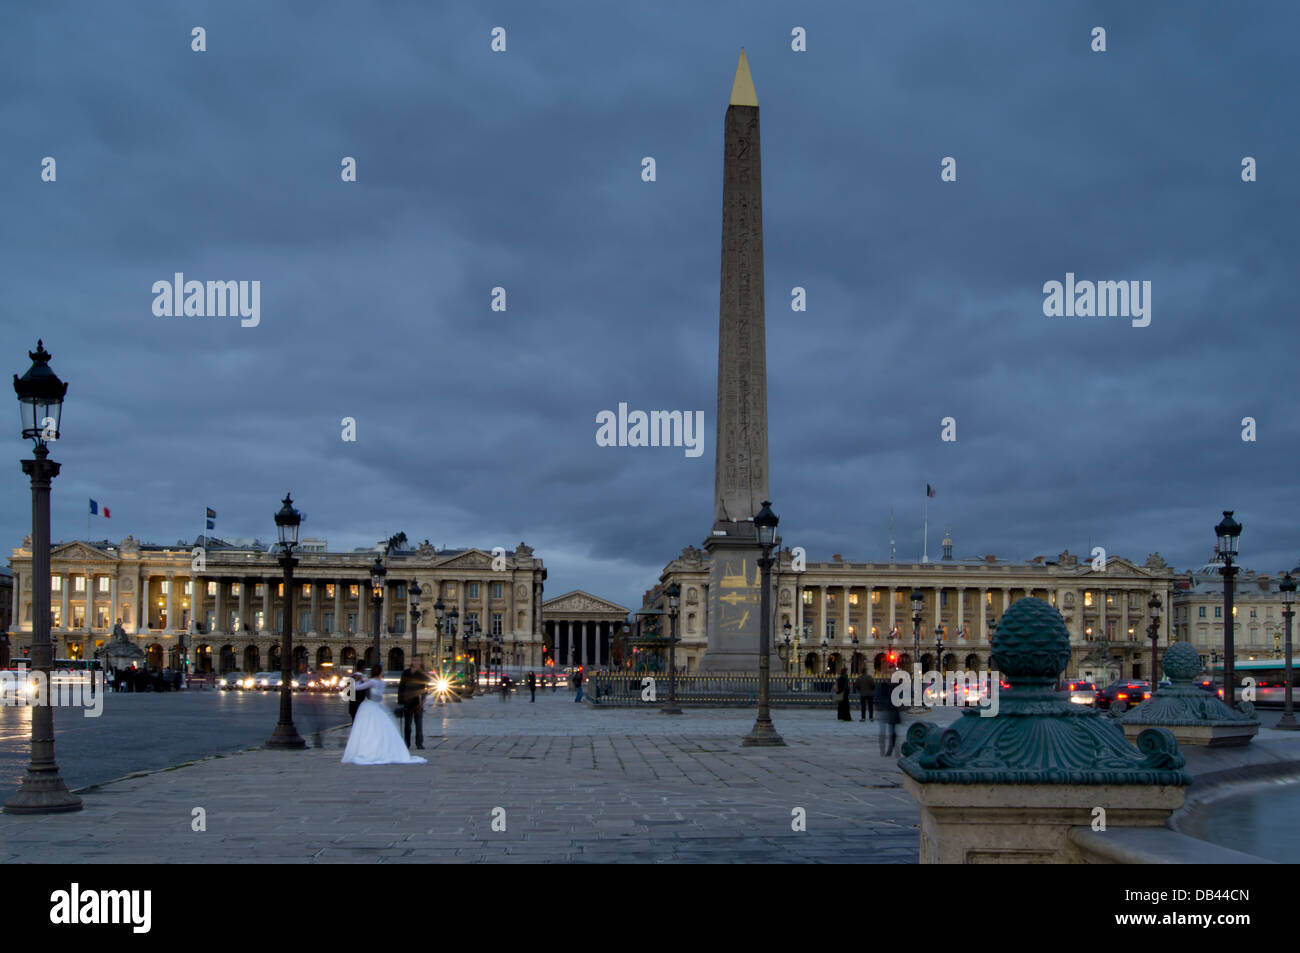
435, 549, 495, 570
51, 542, 117, 563
543, 590, 630, 616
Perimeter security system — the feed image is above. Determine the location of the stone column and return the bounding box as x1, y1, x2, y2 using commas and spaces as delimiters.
164, 574, 175, 635
238, 581, 249, 634
888, 586, 897, 637
380, 582, 390, 638
815, 585, 826, 645
1121, 590, 1130, 643
956, 586, 965, 640
262, 581, 272, 636
865, 586, 874, 642
109, 573, 119, 629
60, 573, 70, 633
979, 587, 988, 641
83, 572, 93, 635
214, 580, 225, 635
1099, 589, 1107, 642
190, 576, 201, 635
507, 575, 516, 640
309, 581, 320, 637
841, 585, 850, 647
334, 582, 344, 635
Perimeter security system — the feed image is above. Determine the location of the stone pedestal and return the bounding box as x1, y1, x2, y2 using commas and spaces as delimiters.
699, 533, 779, 672
1122, 641, 1260, 747
899, 597, 1190, 864
903, 777, 1185, 863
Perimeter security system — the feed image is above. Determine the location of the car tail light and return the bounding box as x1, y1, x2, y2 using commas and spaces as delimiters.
1117, 693, 1127, 699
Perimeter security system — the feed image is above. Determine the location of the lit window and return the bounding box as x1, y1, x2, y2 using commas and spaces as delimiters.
51, 575, 62, 592
231, 583, 241, 596
302, 583, 311, 597
849, 593, 858, 606
74, 576, 86, 592
97, 577, 110, 593
802, 591, 813, 605
349, 585, 359, 599
1084, 592, 1093, 607
871, 591, 880, 604
325, 584, 335, 599
207, 581, 217, 596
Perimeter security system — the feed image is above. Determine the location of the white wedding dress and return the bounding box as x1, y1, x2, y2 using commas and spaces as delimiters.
341, 677, 427, 765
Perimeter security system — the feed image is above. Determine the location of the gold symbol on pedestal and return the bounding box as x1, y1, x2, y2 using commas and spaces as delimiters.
720, 560, 750, 589
722, 610, 750, 630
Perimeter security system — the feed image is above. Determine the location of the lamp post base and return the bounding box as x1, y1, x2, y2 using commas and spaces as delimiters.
660, 702, 683, 715
742, 718, 786, 747
266, 724, 307, 749
4, 769, 83, 814
1277, 713, 1300, 730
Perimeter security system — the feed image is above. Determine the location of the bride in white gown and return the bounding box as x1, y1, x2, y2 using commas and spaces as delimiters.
341, 665, 427, 765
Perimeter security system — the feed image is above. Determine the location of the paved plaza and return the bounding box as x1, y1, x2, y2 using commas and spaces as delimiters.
0, 689, 939, 863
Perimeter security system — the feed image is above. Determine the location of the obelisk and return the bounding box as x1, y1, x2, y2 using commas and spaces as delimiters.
700, 49, 778, 672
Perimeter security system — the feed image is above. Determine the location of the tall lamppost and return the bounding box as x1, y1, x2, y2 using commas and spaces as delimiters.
783, 620, 792, 676
1279, 572, 1297, 730
821, 637, 829, 676
743, 500, 785, 747
661, 582, 682, 715
1215, 511, 1242, 706
465, 617, 480, 691
408, 579, 422, 665
369, 555, 386, 670
1146, 592, 1162, 686
935, 625, 945, 673
433, 596, 445, 669
446, 606, 459, 677
5, 341, 80, 813
266, 493, 306, 749
908, 588, 925, 713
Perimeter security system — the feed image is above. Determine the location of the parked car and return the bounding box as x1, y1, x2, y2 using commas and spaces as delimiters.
1057, 679, 1098, 706
1095, 680, 1152, 711
218, 672, 250, 690
251, 672, 277, 691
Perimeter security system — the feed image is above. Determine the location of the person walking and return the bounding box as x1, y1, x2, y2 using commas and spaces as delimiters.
526, 670, 536, 702
573, 668, 584, 703
855, 669, 875, 722
874, 673, 901, 756
398, 656, 432, 748
834, 671, 852, 721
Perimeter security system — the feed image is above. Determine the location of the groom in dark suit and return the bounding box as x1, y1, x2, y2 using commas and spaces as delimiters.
346, 668, 368, 722
398, 656, 432, 748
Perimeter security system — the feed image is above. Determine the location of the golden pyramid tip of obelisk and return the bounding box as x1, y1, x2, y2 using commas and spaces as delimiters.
730, 48, 757, 107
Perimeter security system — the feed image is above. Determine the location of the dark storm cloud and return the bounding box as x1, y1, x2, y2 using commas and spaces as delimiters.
2, 0, 1297, 611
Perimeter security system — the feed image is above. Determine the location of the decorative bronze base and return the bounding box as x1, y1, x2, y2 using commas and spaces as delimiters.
266, 723, 307, 749
742, 719, 786, 747
4, 769, 83, 814
1277, 714, 1300, 731
660, 703, 684, 715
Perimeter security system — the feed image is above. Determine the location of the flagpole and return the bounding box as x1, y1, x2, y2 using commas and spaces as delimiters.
922, 492, 929, 563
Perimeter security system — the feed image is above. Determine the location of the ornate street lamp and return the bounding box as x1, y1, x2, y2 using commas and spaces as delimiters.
821, 636, 829, 675
782, 619, 793, 676
408, 579, 422, 664
1215, 511, 1242, 706
5, 341, 80, 813
1146, 592, 1162, 686
661, 582, 682, 715
1279, 572, 1297, 730
369, 555, 386, 669
266, 493, 306, 749
935, 624, 945, 673
446, 605, 459, 678
744, 501, 785, 746
908, 588, 925, 713
433, 595, 445, 670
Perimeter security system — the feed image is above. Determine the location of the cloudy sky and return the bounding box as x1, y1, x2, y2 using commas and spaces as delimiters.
3, 0, 1297, 610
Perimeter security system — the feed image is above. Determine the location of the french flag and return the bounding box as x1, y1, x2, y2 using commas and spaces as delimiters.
89, 499, 110, 518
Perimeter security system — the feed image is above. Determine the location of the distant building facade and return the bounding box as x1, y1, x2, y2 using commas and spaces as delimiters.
6, 535, 547, 673
653, 536, 1176, 681
1172, 565, 1299, 669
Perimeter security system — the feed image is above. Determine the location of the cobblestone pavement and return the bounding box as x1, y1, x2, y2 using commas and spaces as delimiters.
0, 691, 941, 863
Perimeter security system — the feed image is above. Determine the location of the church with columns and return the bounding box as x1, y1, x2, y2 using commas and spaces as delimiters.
653, 533, 1176, 681
540, 590, 631, 669
5, 534, 553, 674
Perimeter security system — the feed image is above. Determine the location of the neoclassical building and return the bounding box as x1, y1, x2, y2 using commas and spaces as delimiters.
6, 534, 547, 674
540, 590, 631, 669
653, 535, 1176, 681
